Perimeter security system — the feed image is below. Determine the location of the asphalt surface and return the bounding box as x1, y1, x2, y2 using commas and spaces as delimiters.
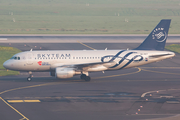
0, 35, 180, 120
0, 35, 180, 43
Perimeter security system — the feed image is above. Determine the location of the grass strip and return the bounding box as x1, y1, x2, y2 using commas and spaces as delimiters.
165, 44, 180, 54
0, 46, 21, 76
0, 0, 180, 34
0, 70, 19, 76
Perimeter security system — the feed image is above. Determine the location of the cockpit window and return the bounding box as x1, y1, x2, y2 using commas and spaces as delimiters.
10, 56, 20, 60
10, 57, 14, 59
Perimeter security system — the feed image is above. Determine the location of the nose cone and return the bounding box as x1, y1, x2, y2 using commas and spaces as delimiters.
3, 60, 11, 69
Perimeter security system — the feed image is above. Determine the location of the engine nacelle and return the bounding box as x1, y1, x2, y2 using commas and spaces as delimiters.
55, 67, 75, 79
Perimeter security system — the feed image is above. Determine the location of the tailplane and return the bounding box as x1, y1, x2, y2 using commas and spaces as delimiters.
135, 19, 171, 50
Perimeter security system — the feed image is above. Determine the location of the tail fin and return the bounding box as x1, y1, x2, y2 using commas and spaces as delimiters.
135, 19, 171, 50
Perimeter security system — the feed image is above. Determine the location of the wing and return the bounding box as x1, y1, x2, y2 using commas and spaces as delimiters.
59, 61, 115, 72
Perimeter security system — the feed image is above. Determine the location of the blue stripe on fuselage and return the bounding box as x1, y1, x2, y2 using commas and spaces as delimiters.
110, 52, 136, 68
118, 55, 143, 70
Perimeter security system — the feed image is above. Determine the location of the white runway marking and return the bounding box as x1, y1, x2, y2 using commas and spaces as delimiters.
0, 38, 7, 40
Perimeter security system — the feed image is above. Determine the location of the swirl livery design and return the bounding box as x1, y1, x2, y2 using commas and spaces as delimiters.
101, 50, 143, 69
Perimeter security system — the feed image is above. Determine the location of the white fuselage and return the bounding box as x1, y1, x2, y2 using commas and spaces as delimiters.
3, 49, 175, 73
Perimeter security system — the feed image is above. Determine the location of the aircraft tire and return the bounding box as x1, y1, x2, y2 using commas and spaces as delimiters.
27, 77, 32, 81
84, 76, 91, 82
80, 74, 86, 80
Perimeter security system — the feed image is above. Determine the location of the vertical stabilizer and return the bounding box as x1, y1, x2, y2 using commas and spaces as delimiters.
135, 19, 171, 50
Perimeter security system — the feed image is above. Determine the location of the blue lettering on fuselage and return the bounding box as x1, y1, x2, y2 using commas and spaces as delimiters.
41, 62, 51, 66
37, 53, 71, 58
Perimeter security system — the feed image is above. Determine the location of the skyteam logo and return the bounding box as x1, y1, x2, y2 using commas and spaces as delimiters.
152, 28, 167, 42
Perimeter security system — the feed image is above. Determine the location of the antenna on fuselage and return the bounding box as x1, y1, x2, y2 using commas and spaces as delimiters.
30, 49, 33, 51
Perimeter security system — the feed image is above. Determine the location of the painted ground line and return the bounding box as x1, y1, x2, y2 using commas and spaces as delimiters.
0, 38, 7, 40
7, 100, 41, 103
141, 68, 180, 75
0, 97, 29, 120
93, 67, 141, 79
77, 41, 96, 50
141, 88, 180, 98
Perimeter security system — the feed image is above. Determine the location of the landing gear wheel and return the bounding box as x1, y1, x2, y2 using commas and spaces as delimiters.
27, 71, 33, 82
80, 74, 86, 80
80, 73, 91, 82
84, 76, 91, 82
27, 77, 32, 81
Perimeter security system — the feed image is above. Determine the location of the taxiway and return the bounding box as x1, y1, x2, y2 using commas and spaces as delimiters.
0, 35, 180, 120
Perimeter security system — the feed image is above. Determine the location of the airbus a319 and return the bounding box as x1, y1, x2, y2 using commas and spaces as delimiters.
3, 19, 175, 81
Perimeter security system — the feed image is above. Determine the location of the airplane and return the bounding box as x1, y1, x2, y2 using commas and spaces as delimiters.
3, 19, 175, 81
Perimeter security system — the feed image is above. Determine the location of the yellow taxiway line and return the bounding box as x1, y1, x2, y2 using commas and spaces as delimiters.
77, 41, 96, 50
141, 68, 180, 75
0, 82, 56, 95
0, 83, 57, 120
0, 97, 29, 120
7, 100, 41, 103
93, 67, 141, 79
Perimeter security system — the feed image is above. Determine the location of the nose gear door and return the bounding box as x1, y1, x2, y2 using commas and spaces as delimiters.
27, 53, 33, 65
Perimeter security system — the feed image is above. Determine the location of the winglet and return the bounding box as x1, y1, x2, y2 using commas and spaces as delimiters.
135, 19, 171, 50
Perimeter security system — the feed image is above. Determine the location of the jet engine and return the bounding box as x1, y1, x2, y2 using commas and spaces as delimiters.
55, 67, 75, 79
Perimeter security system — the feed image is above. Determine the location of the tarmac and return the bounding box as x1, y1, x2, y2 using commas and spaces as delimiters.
0, 35, 180, 120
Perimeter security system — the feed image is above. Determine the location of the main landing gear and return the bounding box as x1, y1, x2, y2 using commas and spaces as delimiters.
27, 71, 33, 81
80, 74, 91, 81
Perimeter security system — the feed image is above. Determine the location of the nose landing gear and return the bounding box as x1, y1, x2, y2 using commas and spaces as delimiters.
27, 76, 32, 81
27, 71, 33, 81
